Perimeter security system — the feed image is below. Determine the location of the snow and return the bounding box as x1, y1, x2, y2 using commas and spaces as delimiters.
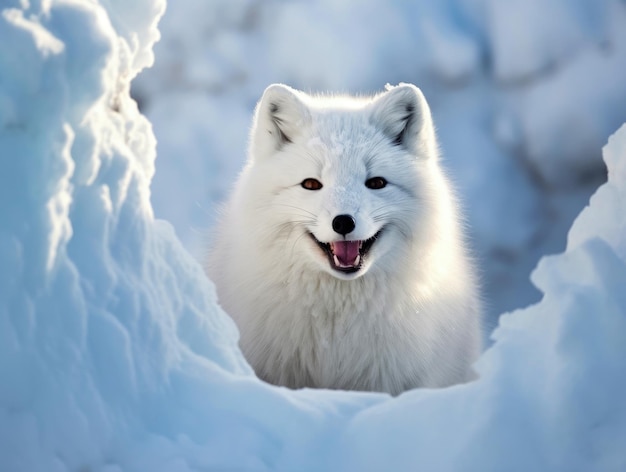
134, 0, 626, 323
1, 0, 626, 471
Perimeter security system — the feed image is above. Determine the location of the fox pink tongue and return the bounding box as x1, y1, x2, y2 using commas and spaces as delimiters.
332, 240, 361, 266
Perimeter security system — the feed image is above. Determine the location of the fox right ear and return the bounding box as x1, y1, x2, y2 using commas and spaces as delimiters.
251, 84, 311, 160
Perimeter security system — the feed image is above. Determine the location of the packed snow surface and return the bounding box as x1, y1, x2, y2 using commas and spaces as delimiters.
1, 1, 626, 471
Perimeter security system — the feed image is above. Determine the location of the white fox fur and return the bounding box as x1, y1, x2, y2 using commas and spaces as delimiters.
208, 83, 482, 395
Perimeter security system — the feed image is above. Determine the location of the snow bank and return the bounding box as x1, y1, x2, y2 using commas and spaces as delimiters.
1, 1, 626, 471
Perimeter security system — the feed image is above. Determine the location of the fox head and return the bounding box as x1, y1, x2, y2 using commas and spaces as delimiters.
242, 83, 449, 280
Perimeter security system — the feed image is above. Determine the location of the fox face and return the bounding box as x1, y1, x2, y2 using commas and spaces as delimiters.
245, 83, 441, 280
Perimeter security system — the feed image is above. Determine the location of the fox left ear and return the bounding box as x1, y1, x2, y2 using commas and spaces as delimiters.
370, 83, 437, 157
251, 84, 311, 161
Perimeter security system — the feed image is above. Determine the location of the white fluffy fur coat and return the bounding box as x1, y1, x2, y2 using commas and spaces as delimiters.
208, 83, 482, 395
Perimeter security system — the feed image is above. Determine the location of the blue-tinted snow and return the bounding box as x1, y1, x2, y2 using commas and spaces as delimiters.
135, 0, 626, 322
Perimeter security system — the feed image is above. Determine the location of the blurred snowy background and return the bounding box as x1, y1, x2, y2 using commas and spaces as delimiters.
133, 0, 626, 327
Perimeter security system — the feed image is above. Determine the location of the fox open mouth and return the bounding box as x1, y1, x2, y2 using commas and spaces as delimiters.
309, 230, 382, 273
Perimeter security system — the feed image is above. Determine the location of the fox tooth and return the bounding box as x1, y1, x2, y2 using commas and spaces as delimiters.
333, 255, 341, 267
354, 255, 361, 266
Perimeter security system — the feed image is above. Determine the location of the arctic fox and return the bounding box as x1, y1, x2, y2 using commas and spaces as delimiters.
208, 83, 482, 396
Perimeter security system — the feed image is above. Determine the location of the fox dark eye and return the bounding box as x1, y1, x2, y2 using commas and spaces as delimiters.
365, 177, 387, 189
301, 178, 323, 190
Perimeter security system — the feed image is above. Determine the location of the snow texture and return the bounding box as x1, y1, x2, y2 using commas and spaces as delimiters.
134, 0, 626, 324
1, 1, 626, 471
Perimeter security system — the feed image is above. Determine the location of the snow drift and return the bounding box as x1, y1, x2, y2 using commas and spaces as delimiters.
0, 1, 625, 471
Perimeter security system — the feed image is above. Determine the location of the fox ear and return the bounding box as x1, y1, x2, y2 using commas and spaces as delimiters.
370, 83, 436, 157
251, 84, 311, 160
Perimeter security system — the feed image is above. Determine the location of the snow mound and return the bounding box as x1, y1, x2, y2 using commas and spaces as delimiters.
1, 1, 625, 471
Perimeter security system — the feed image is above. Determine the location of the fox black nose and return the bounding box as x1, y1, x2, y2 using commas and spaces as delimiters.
332, 214, 356, 236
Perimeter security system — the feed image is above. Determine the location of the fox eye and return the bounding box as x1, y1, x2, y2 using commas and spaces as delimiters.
301, 178, 323, 190
365, 177, 387, 189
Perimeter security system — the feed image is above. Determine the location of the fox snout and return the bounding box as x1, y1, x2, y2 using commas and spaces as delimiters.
332, 214, 356, 236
